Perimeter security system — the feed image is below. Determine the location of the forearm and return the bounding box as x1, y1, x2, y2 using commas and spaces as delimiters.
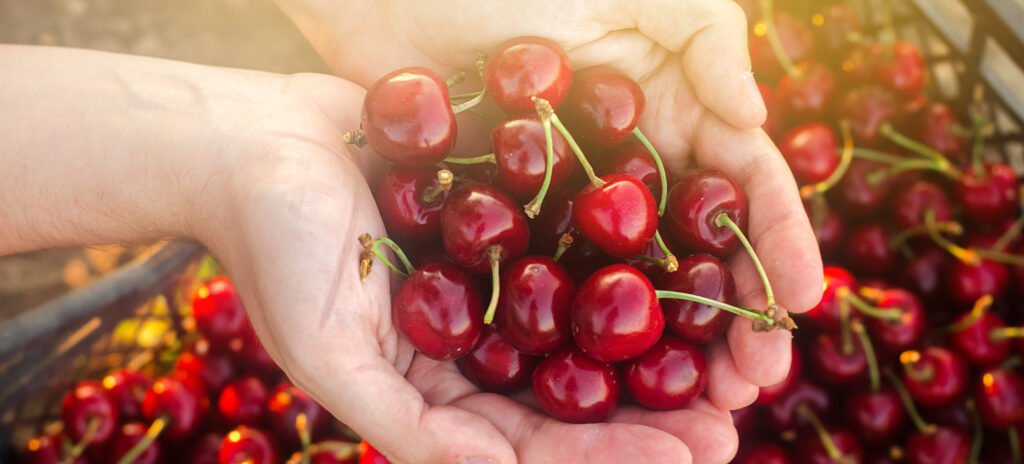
0, 45, 284, 254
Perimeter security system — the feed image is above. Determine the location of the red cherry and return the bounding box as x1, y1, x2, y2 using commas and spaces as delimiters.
267, 382, 328, 446
441, 183, 530, 273
844, 389, 906, 442
737, 442, 791, 464
218, 376, 269, 427
947, 258, 1010, 306
865, 289, 926, 354
757, 344, 802, 405
21, 435, 63, 464
896, 246, 950, 307
779, 122, 839, 184
484, 37, 572, 114
831, 158, 893, 214
175, 345, 236, 395
841, 86, 899, 146
361, 67, 455, 167
572, 174, 658, 258
597, 140, 671, 198
624, 336, 707, 410
532, 348, 621, 423
805, 266, 856, 331
890, 180, 952, 229
142, 377, 204, 441
392, 261, 484, 361
571, 264, 664, 362
659, 253, 736, 343
900, 347, 967, 407
796, 426, 863, 464
905, 426, 971, 464
110, 422, 164, 464
494, 255, 575, 355
873, 41, 926, 98
749, 12, 814, 82
562, 67, 644, 149
192, 276, 248, 344
311, 444, 360, 464
666, 169, 747, 256
185, 433, 223, 464
950, 310, 1011, 365
231, 324, 281, 377
911, 103, 964, 160
62, 381, 118, 446
359, 442, 392, 464
218, 427, 278, 464
767, 380, 830, 429
976, 367, 1024, 429
457, 325, 540, 393
102, 369, 151, 422
491, 114, 574, 201
375, 166, 449, 243
956, 163, 1020, 224
843, 222, 896, 277
808, 332, 867, 386
777, 62, 835, 120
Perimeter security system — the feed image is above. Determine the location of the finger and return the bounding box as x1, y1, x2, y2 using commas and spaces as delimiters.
614, 399, 739, 464
728, 315, 794, 387
705, 341, 759, 410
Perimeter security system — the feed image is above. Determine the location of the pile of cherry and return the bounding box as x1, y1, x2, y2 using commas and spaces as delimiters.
733, 1, 1024, 463
20, 276, 389, 464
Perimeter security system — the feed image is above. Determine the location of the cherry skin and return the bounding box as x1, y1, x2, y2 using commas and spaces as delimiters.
62, 381, 118, 447
830, 158, 893, 214
757, 344, 802, 405
873, 41, 927, 98
441, 183, 530, 273
890, 179, 952, 229
21, 434, 75, 464
905, 426, 971, 464
808, 332, 867, 386
192, 276, 248, 345
597, 140, 670, 198
562, 67, 644, 149
865, 289, 926, 354
572, 174, 658, 259
897, 246, 950, 308
532, 348, 621, 423
949, 311, 1010, 366
174, 346, 236, 395
490, 114, 575, 201
142, 377, 204, 441
901, 347, 967, 407
218, 427, 278, 464
843, 222, 896, 277
624, 336, 707, 410
841, 85, 899, 146
361, 67, 455, 167
947, 258, 1010, 306
767, 380, 831, 429
805, 266, 856, 331
666, 169, 747, 256
912, 103, 964, 160
976, 367, 1024, 429
659, 253, 736, 343
494, 255, 575, 355
311, 446, 360, 464
230, 323, 281, 377
779, 122, 839, 185
359, 442, 392, 464
737, 442, 791, 464
777, 62, 835, 121
796, 426, 864, 464
844, 389, 906, 443
391, 261, 484, 361
748, 11, 814, 82
102, 368, 151, 422
956, 163, 1020, 224
218, 376, 269, 427
571, 264, 664, 362
267, 382, 327, 446
457, 325, 540, 393
484, 36, 572, 114
110, 422, 164, 464
374, 166, 449, 243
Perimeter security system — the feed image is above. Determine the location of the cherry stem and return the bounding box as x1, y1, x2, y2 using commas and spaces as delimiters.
974, 246, 1024, 266
68, 417, 102, 459
850, 147, 905, 165
631, 127, 669, 216
359, 234, 414, 279
866, 158, 957, 186
450, 58, 488, 115
945, 294, 993, 334
553, 233, 574, 262
524, 117, 556, 218
880, 123, 959, 175
796, 403, 846, 463
801, 121, 854, 200
967, 399, 984, 464
994, 216, 1024, 252
446, 71, 467, 88
841, 288, 903, 321
653, 230, 679, 273
114, 415, 167, 464
853, 320, 881, 392
970, 92, 992, 178
341, 130, 367, 148
759, 0, 800, 79
655, 290, 794, 331
421, 169, 454, 205
450, 91, 483, 101
884, 368, 937, 435
991, 327, 1024, 341
534, 97, 604, 188
295, 413, 312, 464
900, 350, 935, 383
1011, 426, 1023, 464
715, 212, 775, 308
444, 153, 495, 165
838, 293, 855, 356
889, 221, 963, 250
924, 210, 980, 266
483, 246, 502, 325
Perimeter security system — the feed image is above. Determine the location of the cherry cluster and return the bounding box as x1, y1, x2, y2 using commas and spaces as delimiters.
354, 36, 794, 424
733, 1, 1024, 463
20, 277, 388, 464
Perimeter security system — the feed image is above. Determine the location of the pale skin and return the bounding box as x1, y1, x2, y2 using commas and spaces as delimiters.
0, 2, 823, 463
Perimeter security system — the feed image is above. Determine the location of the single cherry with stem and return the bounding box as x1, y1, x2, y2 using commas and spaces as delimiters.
912, 102, 965, 160
658, 253, 737, 344
808, 324, 867, 386
267, 382, 328, 449
976, 367, 1024, 429
863, 288, 925, 354
110, 422, 164, 464
485, 113, 574, 208
947, 295, 1019, 365
61, 381, 118, 460
840, 86, 899, 146
219, 426, 279, 464
102, 368, 151, 422
484, 36, 572, 114
795, 403, 862, 464
766, 380, 830, 429
899, 347, 968, 407
532, 348, 621, 423
843, 321, 907, 443
374, 167, 452, 243
457, 325, 540, 393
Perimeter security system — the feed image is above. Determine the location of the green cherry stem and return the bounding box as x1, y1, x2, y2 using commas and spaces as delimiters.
889, 220, 963, 250
115, 416, 168, 464
993, 216, 1024, 252
866, 158, 957, 186
443, 153, 495, 165
715, 212, 775, 308
759, 0, 800, 79
944, 295, 993, 334
68, 418, 102, 460
797, 404, 848, 463
359, 234, 414, 280
420, 169, 454, 205
880, 123, 959, 175
534, 96, 605, 188
449, 91, 482, 101
801, 121, 854, 200
967, 399, 984, 464
655, 290, 794, 331
552, 233, 574, 262
839, 293, 855, 355
853, 320, 881, 391
450, 56, 488, 114
446, 71, 466, 88
483, 246, 502, 325
653, 230, 679, 273
841, 288, 903, 321
924, 210, 981, 266
524, 116, 556, 218
884, 369, 937, 435
850, 147, 905, 165
631, 127, 669, 216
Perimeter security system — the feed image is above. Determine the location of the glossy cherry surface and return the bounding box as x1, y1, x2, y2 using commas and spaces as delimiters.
779, 122, 839, 184
572, 174, 657, 259
873, 41, 926, 98
192, 276, 248, 344
976, 367, 1024, 429
142, 377, 204, 440
102, 368, 151, 422
890, 180, 951, 229
778, 62, 835, 120
797, 426, 864, 464
955, 163, 1020, 224
174, 347, 236, 395
441, 183, 530, 273
490, 114, 575, 201
659, 253, 736, 343
532, 348, 620, 423
571, 264, 664, 362
494, 255, 575, 355
843, 222, 896, 276
949, 311, 1010, 365
267, 382, 327, 446
624, 336, 707, 410
457, 325, 540, 393
901, 347, 967, 407
805, 266, 856, 331
947, 258, 1010, 306
597, 141, 669, 198
218, 427, 278, 464
865, 289, 926, 354
110, 422, 164, 464
392, 261, 483, 361
844, 389, 906, 442
767, 380, 830, 429
62, 381, 118, 445
809, 332, 867, 385
218, 376, 268, 426
361, 67, 455, 167
484, 36, 572, 114
666, 169, 747, 256
563, 67, 644, 149
905, 426, 970, 464
375, 166, 448, 242
841, 85, 899, 146
912, 103, 964, 159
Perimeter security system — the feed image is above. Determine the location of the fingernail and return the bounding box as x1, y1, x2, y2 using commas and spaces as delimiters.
741, 71, 766, 112
460, 457, 497, 464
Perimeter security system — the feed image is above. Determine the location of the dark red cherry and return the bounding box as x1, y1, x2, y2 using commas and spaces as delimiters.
912, 103, 964, 160
767, 381, 830, 429
597, 141, 670, 198
21, 434, 76, 464
311, 445, 360, 464
484, 37, 572, 114
897, 246, 950, 308
219, 427, 278, 464
185, 433, 223, 464
491, 114, 575, 201
865, 289, 926, 354
778, 62, 835, 120
874, 41, 926, 98
831, 158, 893, 214
890, 180, 951, 229
947, 258, 1010, 306
267, 382, 327, 446
494, 255, 575, 355
110, 422, 164, 464
441, 183, 530, 273
192, 276, 248, 344
562, 67, 644, 149
571, 264, 664, 362
976, 367, 1024, 429
806, 201, 844, 258
796, 426, 863, 464
779, 122, 839, 185
375, 167, 449, 243
624, 336, 707, 410
457, 325, 540, 393
841, 86, 899, 146
956, 163, 1020, 224
809, 332, 867, 385
230, 323, 281, 377
218, 376, 268, 427
749, 12, 814, 82
805, 266, 856, 331
905, 426, 970, 464
174, 343, 236, 395
666, 169, 747, 256
102, 369, 151, 422
949, 311, 1010, 365
532, 348, 620, 423
572, 174, 657, 258
392, 261, 483, 361
361, 67, 455, 167
901, 347, 967, 407
757, 344, 802, 405
737, 442, 791, 464
843, 222, 896, 277
844, 389, 906, 442
62, 381, 118, 446
659, 254, 736, 343
142, 377, 204, 441
732, 406, 760, 437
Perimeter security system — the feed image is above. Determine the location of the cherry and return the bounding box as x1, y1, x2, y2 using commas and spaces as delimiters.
767, 380, 830, 429
779, 122, 839, 185
21, 435, 63, 464
805, 266, 856, 331
562, 67, 644, 150
597, 141, 670, 198
905, 426, 971, 464
809, 332, 867, 386
174, 344, 236, 395
490, 114, 574, 201
796, 426, 863, 464
900, 347, 967, 407
950, 308, 1011, 366
624, 336, 707, 410
666, 169, 746, 256
659, 253, 736, 343
310, 443, 360, 464
911, 103, 964, 160
571, 264, 664, 362
532, 348, 621, 423
142, 377, 204, 441
374, 167, 450, 243
493, 255, 575, 355
484, 37, 572, 114
896, 246, 949, 307
391, 261, 484, 361
192, 276, 248, 344
110, 422, 164, 464
890, 180, 952, 229
737, 442, 791, 464
219, 427, 278, 464
865, 289, 926, 354
749, 11, 814, 83
62, 381, 118, 449
873, 41, 927, 98
102, 369, 151, 422
777, 62, 835, 120
844, 389, 906, 442
976, 367, 1024, 429
956, 163, 1019, 224
441, 183, 530, 273
831, 158, 893, 214
267, 382, 328, 447
573, 174, 658, 259
844, 222, 896, 277
947, 258, 1010, 306
218, 376, 269, 427
359, 442, 392, 464
186, 433, 224, 464
457, 325, 540, 393
359, 67, 455, 167
757, 344, 802, 405
841, 86, 899, 146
